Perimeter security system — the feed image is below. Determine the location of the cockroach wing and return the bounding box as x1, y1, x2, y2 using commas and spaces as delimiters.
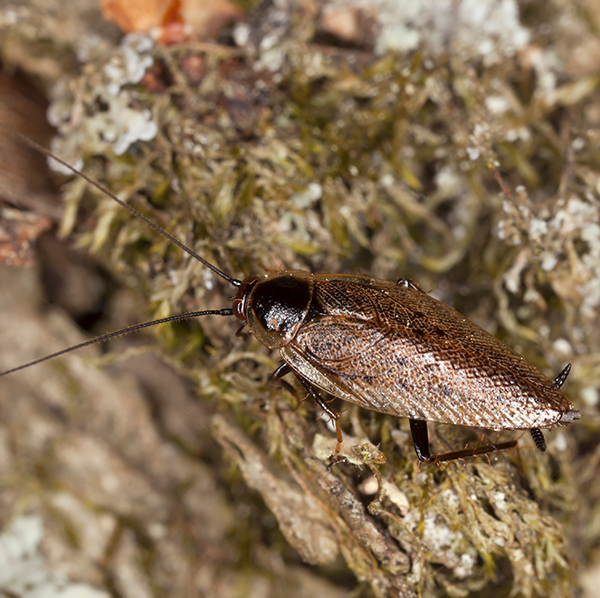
280, 275, 579, 431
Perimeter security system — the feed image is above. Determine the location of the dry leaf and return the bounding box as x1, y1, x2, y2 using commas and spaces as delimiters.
101, 0, 243, 43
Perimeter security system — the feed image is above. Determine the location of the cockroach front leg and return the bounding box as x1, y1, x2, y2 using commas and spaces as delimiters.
272, 363, 299, 399
409, 419, 518, 464
273, 365, 343, 462
295, 375, 344, 463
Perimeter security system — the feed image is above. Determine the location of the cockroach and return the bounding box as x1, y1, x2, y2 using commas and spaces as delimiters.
0, 125, 580, 464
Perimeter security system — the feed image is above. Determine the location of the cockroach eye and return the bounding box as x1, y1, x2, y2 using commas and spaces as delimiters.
232, 275, 260, 321
232, 299, 245, 320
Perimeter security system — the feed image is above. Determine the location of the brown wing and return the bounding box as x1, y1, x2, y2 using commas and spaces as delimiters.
280, 275, 578, 430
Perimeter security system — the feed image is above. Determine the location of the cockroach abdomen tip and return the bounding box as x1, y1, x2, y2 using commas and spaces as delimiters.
559, 410, 581, 424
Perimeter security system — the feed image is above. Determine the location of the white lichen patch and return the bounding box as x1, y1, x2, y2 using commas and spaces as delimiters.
490, 491, 507, 514
103, 34, 154, 95
0, 515, 109, 598
47, 33, 157, 174
422, 513, 463, 556
323, 0, 530, 62
499, 185, 600, 326
454, 552, 476, 579
405, 510, 462, 554
441, 488, 460, 510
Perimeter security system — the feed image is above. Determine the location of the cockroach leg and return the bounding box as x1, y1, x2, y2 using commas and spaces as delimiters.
273, 363, 299, 399
273, 365, 345, 462
429, 439, 519, 463
295, 375, 343, 463
409, 418, 518, 464
409, 419, 433, 462
396, 278, 420, 291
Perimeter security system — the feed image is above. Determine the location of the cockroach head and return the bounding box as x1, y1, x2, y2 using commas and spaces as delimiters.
231, 270, 315, 349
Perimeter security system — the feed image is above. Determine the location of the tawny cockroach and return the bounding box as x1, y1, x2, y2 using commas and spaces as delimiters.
0, 125, 580, 464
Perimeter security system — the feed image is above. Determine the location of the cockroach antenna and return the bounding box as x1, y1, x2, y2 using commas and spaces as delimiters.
0, 123, 240, 378
0, 124, 242, 287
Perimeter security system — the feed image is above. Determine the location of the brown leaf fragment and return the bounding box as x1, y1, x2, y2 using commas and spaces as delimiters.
317, 6, 377, 48
0, 208, 52, 266
101, 0, 243, 42
101, 0, 172, 34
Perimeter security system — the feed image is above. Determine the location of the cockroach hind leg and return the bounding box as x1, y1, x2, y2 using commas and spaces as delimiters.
409, 419, 518, 464
530, 428, 547, 452
552, 364, 580, 426
429, 439, 519, 464
409, 419, 434, 462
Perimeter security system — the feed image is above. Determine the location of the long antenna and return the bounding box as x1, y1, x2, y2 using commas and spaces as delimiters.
0, 123, 242, 287
0, 308, 234, 378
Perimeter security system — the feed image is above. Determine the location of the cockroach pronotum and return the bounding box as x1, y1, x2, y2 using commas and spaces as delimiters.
0, 125, 580, 464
